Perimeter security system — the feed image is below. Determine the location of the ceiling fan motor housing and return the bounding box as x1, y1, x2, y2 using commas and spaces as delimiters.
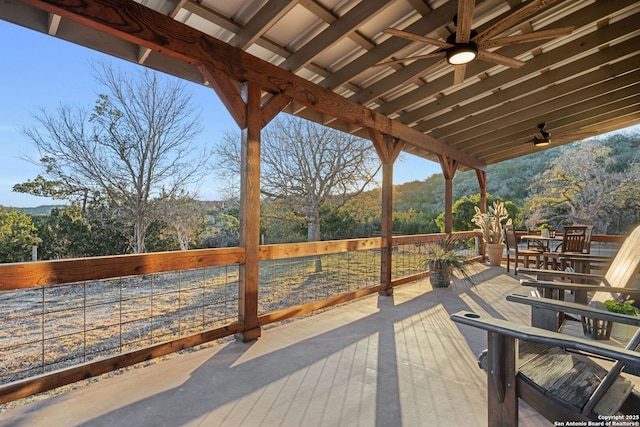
446, 42, 478, 64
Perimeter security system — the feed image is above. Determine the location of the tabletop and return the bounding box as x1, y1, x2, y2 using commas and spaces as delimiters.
521, 235, 563, 252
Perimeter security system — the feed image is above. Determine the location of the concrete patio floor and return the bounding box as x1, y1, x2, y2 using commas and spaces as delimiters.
0, 264, 552, 426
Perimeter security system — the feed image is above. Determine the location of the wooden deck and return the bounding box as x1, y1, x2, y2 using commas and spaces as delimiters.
0, 265, 556, 426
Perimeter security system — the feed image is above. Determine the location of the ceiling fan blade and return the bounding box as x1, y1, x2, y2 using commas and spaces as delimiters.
474, 0, 562, 44
477, 50, 525, 68
481, 26, 575, 49
453, 64, 467, 85
383, 28, 453, 49
373, 52, 446, 66
456, 0, 476, 43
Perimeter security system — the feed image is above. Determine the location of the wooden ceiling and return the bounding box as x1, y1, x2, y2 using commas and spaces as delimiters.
3, 0, 640, 172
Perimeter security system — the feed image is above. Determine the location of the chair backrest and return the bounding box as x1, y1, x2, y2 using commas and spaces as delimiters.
560, 225, 588, 253
592, 225, 640, 302
504, 223, 518, 253
584, 225, 594, 253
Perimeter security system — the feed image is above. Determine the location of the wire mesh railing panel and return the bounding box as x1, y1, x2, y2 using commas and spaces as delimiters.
391, 243, 425, 279
0, 265, 239, 385
589, 241, 621, 257
391, 236, 477, 281
258, 249, 381, 315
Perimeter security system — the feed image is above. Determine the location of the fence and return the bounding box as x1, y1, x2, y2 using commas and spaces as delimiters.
0, 231, 624, 403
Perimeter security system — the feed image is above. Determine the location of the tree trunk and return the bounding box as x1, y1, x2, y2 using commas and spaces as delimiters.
307, 213, 322, 272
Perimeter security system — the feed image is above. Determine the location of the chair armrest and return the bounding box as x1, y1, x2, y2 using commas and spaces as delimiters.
557, 253, 613, 262
506, 294, 640, 327
518, 268, 603, 283
450, 311, 640, 368
520, 278, 610, 292
519, 279, 640, 296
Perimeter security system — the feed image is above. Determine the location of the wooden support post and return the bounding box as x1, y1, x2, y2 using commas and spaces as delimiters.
438, 156, 458, 234
487, 331, 518, 427
237, 81, 262, 342
476, 169, 487, 214
369, 130, 404, 296
476, 169, 487, 258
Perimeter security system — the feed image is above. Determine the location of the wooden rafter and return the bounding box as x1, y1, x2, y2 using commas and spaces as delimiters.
18, 0, 486, 172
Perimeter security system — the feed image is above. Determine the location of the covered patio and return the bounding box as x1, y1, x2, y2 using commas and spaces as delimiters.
0, 266, 552, 427
0, 1, 639, 425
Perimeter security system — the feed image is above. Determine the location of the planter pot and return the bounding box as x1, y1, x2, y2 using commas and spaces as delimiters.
486, 243, 504, 266
541, 228, 550, 238
581, 316, 612, 340
428, 261, 451, 288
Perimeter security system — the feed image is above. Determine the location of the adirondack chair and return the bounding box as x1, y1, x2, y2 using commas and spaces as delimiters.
449, 226, 640, 425
451, 308, 640, 426
518, 224, 640, 331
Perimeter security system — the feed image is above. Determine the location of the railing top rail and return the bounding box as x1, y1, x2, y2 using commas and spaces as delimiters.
0, 247, 245, 290
392, 231, 481, 245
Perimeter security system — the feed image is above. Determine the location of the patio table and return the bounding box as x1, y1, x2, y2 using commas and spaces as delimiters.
520, 235, 563, 252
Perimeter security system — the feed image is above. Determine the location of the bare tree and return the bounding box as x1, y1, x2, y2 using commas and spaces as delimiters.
19, 62, 211, 253
161, 193, 207, 250
214, 115, 380, 246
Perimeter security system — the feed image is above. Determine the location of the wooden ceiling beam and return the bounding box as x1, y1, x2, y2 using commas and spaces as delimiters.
20, 0, 486, 171
468, 95, 640, 157
394, 8, 639, 126
447, 68, 640, 149
427, 48, 640, 143
356, 0, 635, 109
298, 0, 374, 50
480, 113, 640, 163
229, 0, 297, 50
319, 1, 457, 91
468, 92, 640, 153
280, 0, 392, 72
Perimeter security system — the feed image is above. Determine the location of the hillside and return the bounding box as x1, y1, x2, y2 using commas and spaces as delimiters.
393, 131, 638, 213
0, 205, 65, 215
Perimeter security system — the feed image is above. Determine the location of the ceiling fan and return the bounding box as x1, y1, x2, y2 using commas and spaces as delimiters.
377, 0, 574, 85
527, 123, 597, 147
529, 123, 551, 146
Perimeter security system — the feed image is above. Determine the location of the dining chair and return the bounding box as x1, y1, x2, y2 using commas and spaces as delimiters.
583, 224, 594, 254
542, 225, 588, 270
504, 224, 541, 274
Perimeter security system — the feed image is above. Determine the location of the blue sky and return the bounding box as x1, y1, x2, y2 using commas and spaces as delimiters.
0, 20, 444, 207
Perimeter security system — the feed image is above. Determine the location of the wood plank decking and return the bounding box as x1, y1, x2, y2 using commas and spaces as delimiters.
0, 265, 558, 426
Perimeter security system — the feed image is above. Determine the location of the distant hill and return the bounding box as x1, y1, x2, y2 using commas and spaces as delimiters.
0, 205, 65, 215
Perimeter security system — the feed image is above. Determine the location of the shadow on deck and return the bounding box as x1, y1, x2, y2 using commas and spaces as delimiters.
0, 264, 551, 427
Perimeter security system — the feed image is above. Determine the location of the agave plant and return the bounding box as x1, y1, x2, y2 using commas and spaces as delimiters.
471, 201, 512, 244
424, 236, 475, 287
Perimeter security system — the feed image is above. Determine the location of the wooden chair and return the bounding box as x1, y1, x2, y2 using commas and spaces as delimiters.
451, 309, 640, 426
542, 225, 588, 270
519, 224, 640, 331
583, 224, 594, 254
504, 224, 540, 274
451, 226, 640, 425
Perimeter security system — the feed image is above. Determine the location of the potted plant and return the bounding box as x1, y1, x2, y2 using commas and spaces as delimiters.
604, 296, 640, 316
606, 297, 639, 340
424, 237, 474, 288
471, 201, 512, 266
538, 223, 550, 238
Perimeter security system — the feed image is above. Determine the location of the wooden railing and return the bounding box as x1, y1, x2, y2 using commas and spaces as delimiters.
0, 231, 480, 403
0, 231, 623, 404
